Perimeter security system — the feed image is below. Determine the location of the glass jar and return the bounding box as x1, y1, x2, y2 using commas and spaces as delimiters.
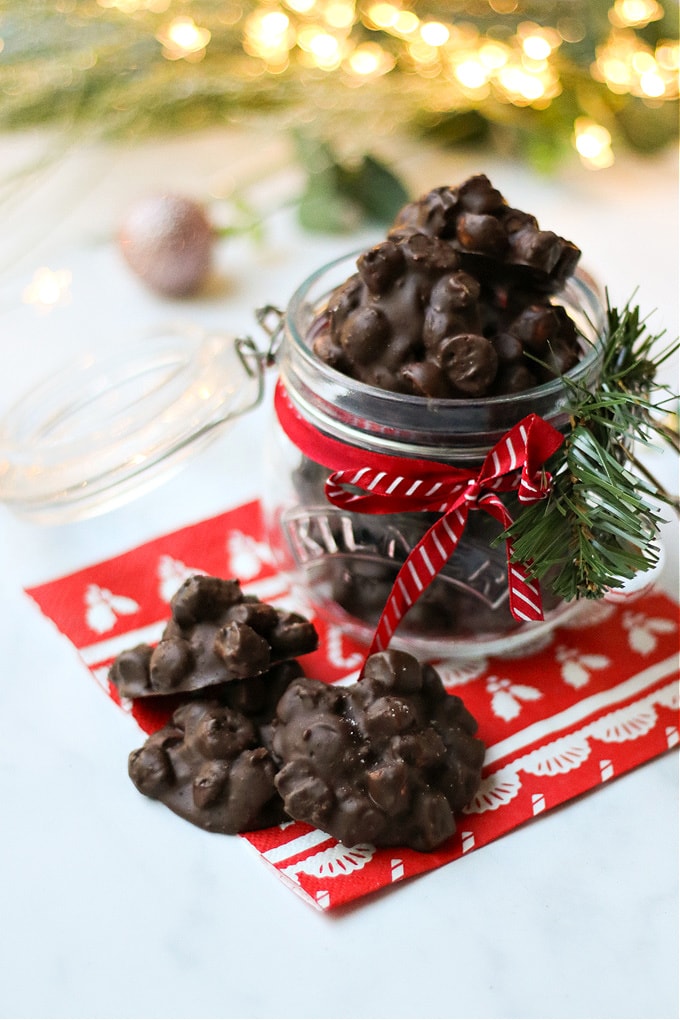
263, 252, 606, 660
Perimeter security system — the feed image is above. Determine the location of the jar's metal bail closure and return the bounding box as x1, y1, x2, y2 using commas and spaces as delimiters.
236, 304, 285, 384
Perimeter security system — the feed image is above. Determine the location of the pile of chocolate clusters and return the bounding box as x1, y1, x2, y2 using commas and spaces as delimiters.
312, 174, 583, 398
111, 575, 485, 851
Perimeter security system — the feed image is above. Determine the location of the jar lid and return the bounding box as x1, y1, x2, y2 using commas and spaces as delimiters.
0, 324, 261, 524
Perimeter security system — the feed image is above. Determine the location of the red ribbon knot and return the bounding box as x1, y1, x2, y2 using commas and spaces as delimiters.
274, 380, 564, 657
462, 479, 482, 506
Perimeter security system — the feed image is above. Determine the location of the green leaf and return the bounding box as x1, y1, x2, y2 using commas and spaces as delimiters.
417, 109, 490, 147
297, 168, 363, 234
293, 131, 408, 233
618, 97, 680, 153
291, 132, 335, 175
339, 154, 409, 224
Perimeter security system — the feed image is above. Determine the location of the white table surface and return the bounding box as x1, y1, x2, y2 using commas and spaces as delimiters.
0, 130, 677, 1020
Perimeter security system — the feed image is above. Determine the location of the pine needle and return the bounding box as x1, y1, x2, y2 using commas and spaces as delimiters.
503, 297, 678, 601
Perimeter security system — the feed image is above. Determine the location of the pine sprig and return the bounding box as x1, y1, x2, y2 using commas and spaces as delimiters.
504, 298, 679, 602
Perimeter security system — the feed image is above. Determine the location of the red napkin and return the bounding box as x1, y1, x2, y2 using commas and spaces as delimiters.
26, 500, 679, 911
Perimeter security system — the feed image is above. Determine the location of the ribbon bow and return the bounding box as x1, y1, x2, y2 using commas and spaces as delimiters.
274, 381, 564, 657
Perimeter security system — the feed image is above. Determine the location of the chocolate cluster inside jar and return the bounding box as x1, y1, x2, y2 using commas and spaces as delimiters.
311, 175, 582, 397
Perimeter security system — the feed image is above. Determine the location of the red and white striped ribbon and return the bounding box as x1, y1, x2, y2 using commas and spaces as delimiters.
274, 381, 564, 658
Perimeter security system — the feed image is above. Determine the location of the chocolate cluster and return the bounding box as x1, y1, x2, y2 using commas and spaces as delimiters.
109, 575, 317, 699
127, 661, 302, 834
116, 577, 485, 849
311, 175, 582, 397
271, 650, 485, 852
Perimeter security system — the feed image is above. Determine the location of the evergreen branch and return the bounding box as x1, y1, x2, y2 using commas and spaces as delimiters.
613, 440, 680, 515
503, 297, 678, 601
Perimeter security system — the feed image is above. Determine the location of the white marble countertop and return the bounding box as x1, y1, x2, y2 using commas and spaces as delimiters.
0, 130, 677, 1020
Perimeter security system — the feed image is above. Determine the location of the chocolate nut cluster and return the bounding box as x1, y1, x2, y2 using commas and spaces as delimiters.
116, 577, 485, 849
270, 649, 485, 852
311, 174, 583, 397
109, 574, 318, 699
113, 575, 317, 834
127, 661, 303, 834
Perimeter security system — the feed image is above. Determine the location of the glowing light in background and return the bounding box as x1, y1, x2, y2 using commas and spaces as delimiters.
235, 0, 677, 140
656, 41, 680, 73
574, 118, 615, 169
244, 9, 294, 67
494, 52, 561, 106
497, 63, 545, 102
346, 42, 395, 77
594, 30, 679, 99
284, 0, 316, 12
517, 23, 562, 61
609, 0, 664, 28
22, 268, 72, 313
9, 0, 676, 173
453, 54, 490, 92
365, 3, 400, 30
284, 0, 315, 12
298, 27, 343, 69
479, 42, 509, 71
324, 2, 355, 30
420, 21, 449, 48
392, 11, 420, 36
157, 17, 211, 61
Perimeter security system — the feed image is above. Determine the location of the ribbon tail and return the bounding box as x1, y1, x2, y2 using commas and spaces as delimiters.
480, 495, 545, 624
504, 537, 544, 622
367, 506, 468, 657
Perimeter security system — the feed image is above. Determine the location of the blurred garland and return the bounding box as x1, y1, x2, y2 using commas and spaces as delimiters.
0, 0, 677, 175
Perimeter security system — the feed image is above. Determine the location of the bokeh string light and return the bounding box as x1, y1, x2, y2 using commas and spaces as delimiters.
22, 267, 72, 313
156, 17, 212, 61
0, 1, 677, 170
